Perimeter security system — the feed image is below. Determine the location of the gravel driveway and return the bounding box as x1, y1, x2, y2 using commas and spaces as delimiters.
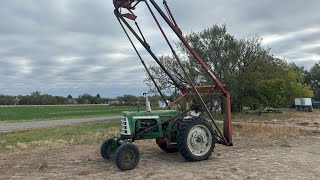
0, 116, 119, 133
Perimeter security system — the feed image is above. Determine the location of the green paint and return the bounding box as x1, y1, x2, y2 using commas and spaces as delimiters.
121, 110, 179, 140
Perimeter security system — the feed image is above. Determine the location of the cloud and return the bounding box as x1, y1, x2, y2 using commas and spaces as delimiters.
1, 0, 319, 97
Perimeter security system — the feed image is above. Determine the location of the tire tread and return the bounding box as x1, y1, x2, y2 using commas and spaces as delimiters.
177, 117, 215, 161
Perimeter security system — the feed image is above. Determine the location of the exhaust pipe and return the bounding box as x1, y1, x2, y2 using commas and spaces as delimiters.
143, 93, 151, 112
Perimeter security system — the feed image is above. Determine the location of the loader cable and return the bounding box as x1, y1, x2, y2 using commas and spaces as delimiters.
148, 0, 229, 145
113, 0, 232, 145
115, 9, 183, 91
144, 0, 229, 144
116, 16, 169, 107
163, 2, 174, 25
144, 0, 195, 99
135, 21, 147, 43
163, 0, 177, 27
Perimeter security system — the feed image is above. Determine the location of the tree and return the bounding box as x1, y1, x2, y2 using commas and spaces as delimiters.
0, 94, 15, 105
146, 25, 275, 111
257, 79, 286, 107
19, 92, 66, 105
145, 24, 315, 111
233, 36, 276, 111
177, 25, 240, 86
116, 95, 139, 103
146, 25, 241, 109
305, 62, 320, 100
77, 94, 96, 104
67, 95, 73, 99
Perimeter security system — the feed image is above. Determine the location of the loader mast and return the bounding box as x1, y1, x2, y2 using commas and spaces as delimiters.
113, 0, 232, 146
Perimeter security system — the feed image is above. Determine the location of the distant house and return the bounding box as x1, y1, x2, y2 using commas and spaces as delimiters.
109, 101, 120, 105
67, 98, 78, 104
14, 97, 21, 105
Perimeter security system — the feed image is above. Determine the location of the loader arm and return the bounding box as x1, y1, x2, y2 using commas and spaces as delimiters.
113, 0, 232, 146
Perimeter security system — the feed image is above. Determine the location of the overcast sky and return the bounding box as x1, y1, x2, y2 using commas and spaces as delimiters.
1, 0, 319, 98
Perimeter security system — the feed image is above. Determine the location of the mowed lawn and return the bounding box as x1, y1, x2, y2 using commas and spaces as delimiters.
0, 105, 141, 122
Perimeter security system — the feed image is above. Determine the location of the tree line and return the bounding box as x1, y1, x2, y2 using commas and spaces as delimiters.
0, 92, 160, 106
145, 25, 319, 111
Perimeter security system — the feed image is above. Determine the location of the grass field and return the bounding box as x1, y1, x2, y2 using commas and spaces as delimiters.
0, 121, 120, 151
0, 120, 306, 152
0, 105, 317, 152
1, 104, 318, 123
0, 109, 317, 179
0, 105, 142, 122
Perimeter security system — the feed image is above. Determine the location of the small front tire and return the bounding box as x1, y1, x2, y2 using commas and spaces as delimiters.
114, 143, 140, 171
100, 138, 119, 159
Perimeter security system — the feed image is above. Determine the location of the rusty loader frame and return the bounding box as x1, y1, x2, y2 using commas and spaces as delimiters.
113, 0, 233, 146
100, 0, 234, 170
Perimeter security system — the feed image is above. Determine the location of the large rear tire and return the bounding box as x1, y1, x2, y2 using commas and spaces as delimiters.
114, 143, 140, 171
177, 117, 216, 161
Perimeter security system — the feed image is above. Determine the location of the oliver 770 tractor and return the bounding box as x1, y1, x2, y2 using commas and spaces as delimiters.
100, 0, 233, 171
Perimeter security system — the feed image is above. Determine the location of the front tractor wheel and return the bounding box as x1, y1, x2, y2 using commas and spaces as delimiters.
100, 138, 119, 159
114, 143, 140, 171
177, 117, 216, 161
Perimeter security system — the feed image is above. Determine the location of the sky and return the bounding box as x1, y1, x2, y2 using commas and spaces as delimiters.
1, 0, 319, 98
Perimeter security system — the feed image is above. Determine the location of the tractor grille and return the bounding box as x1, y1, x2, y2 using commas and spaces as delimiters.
121, 116, 131, 135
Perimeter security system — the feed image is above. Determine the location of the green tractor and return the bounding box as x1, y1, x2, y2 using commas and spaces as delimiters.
102, 0, 233, 171
101, 94, 217, 170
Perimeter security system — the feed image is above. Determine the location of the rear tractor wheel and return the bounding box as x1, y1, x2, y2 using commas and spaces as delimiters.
177, 117, 216, 161
114, 143, 140, 171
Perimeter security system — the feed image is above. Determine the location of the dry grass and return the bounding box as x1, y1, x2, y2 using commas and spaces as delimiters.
2, 110, 315, 152
230, 122, 309, 148
234, 123, 306, 140
34, 158, 49, 171
0, 122, 120, 151
233, 109, 320, 123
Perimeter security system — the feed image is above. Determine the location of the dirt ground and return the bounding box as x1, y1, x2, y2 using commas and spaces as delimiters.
1, 133, 320, 180
1, 110, 320, 180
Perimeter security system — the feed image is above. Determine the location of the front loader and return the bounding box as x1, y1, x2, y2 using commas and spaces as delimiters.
101, 0, 233, 171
